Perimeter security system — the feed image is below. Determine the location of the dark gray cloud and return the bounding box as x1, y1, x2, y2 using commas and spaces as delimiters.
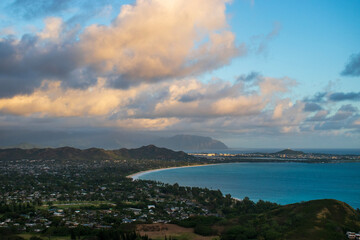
179, 91, 204, 102
310, 103, 359, 130
305, 91, 360, 104
236, 71, 260, 82
328, 92, 360, 102
341, 52, 360, 77
306, 111, 328, 122
304, 92, 326, 103
314, 121, 345, 130
0, 34, 96, 98
306, 103, 359, 125
329, 111, 354, 121
338, 104, 358, 112
304, 102, 322, 112
313, 113, 357, 130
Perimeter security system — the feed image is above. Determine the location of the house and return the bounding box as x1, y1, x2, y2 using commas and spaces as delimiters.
126, 208, 142, 215
53, 212, 64, 217
347, 232, 356, 240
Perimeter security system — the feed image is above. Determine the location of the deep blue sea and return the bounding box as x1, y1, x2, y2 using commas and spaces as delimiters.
186, 148, 360, 155
138, 162, 360, 209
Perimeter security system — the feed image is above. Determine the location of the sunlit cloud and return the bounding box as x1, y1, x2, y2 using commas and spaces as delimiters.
79, 0, 242, 88
0, 74, 302, 131
0, 0, 359, 147
0, 0, 243, 97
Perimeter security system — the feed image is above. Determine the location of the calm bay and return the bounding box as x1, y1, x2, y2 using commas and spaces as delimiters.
138, 162, 360, 209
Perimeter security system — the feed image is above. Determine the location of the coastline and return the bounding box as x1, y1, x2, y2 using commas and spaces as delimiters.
127, 163, 243, 202
126, 162, 360, 208
126, 163, 219, 180
125, 159, 349, 180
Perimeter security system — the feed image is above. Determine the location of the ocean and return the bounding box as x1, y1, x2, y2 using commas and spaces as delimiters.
186, 148, 360, 155
137, 162, 360, 209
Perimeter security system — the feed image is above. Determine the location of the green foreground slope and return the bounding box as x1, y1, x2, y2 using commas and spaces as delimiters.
219, 199, 360, 240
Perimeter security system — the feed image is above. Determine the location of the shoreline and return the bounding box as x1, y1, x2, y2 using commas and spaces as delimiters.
125, 159, 360, 180
126, 163, 219, 180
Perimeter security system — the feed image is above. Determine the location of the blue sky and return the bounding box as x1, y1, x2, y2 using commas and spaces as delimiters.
216, 0, 360, 92
0, 0, 359, 148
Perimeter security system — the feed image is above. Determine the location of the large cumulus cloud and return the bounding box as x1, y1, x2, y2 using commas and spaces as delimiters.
0, 0, 243, 97
79, 0, 243, 88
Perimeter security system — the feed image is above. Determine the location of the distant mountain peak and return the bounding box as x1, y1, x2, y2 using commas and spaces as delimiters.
152, 135, 228, 151
275, 149, 304, 155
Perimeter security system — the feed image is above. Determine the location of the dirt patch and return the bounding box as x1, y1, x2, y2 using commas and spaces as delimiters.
317, 208, 330, 220
136, 223, 218, 240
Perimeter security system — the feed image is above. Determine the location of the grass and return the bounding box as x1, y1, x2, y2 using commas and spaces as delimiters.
137, 223, 219, 240
17, 233, 70, 240
152, 233, 219, 240
37, 200, 115, 210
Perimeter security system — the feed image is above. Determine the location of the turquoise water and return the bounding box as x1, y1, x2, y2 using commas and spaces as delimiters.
138, 162, 360, 209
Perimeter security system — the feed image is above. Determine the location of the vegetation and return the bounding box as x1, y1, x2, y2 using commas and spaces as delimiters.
219, 199, 360, 240
0, 145, 359, 239
0, 145, 198, 162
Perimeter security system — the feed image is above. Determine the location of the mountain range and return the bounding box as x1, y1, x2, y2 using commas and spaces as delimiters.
0, 129, 228, 151
0, 145, 196, 161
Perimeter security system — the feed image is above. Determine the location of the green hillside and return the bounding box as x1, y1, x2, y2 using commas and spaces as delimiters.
275, 149, 305, 155
0, 145, 196, 162
220, 199, 360, 240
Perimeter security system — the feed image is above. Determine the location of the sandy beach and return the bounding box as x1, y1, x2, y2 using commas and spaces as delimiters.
126, 164, 217, 180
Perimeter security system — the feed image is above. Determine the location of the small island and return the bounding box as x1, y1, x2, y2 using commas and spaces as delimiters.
190, 148, 360, 163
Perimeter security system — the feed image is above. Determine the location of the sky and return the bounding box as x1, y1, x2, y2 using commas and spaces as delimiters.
0, 0, 359, 149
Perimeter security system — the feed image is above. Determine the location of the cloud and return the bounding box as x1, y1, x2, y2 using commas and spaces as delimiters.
236, 71, 260, 82
1, 71, 358, 138
314, 108, 358, 131
251, 22, 281, 55
0, 78, 149, 117
258, 76, 296, 95
306, 110, 328, 122
0, 0, 243, 97
114, 118, 180, 130
0, 75, 297, 130
304, 102, 322, 112
338, 104, 358, 112
79, 0, 243, 88
178, 91, 204, 103
306, 103, 359, 131
0, 32, 89, 97
38, 17, 64, 40
305, 91, 360, 103
304, 92, 327, 103
328, 92, 360, 101
341, 52, 360, 77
